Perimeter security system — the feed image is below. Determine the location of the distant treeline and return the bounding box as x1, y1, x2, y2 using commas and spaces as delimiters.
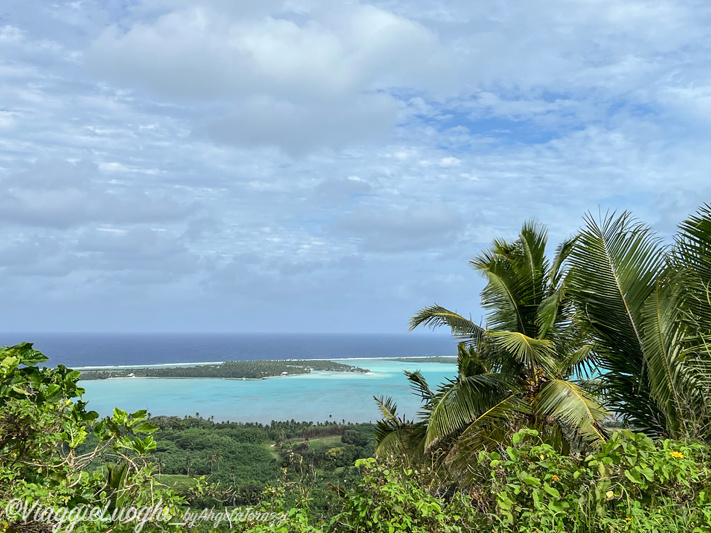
78, 359, 369, 380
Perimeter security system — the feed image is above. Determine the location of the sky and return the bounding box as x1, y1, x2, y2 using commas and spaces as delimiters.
0, 0, 710, 333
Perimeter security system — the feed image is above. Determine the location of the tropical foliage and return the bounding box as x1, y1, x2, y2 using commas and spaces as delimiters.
376, 204, 711, 480
472, 428, 711, 532
569, 207, 711, 440
0, 342, 187, 532
237, 429, 711, 533
376, 221, 608, 476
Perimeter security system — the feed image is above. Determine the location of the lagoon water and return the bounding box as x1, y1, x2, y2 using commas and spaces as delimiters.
80, 358, 459, 424
2, 332, 460, 423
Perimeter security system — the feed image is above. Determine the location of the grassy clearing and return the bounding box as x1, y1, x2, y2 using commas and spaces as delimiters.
155, 474, 199, 491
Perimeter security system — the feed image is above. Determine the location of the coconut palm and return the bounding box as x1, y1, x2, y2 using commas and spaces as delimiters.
568, 206, 711, 440
376, 221, 608, 465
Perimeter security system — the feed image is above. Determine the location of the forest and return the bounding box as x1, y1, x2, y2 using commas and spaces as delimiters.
2, 205, 711, 532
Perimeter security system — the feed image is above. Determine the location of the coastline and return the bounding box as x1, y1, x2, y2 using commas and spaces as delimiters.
78, 358, 459, 424
73, 354, 456, 372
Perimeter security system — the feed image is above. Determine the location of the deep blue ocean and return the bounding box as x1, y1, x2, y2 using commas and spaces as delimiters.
0, 332, 459, 368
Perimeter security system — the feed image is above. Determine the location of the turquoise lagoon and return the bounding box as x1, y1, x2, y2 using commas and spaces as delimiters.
79, 358, 458, 423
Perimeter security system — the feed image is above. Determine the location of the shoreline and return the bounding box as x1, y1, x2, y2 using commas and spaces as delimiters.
73, 354, 456, 372
100, 369, 377, 381
78, 358, 460, 424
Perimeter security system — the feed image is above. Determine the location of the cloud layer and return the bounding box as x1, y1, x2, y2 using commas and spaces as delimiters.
0, 0, 710, 332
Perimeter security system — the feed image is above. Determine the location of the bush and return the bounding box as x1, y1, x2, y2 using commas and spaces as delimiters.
0, 343, 187, 532
328, 458, 481, 533
475, 428, 711, 532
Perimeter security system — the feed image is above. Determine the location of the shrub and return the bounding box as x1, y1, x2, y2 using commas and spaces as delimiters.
476, 429, 711, 532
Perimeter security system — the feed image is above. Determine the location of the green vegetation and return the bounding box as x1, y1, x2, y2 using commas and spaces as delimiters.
0, 342, 188, 532
79, 359, 368, 380
225, 428, 711, 532
375, 219, 608, 481
374, 206, 711, 481
3, 204, 711, 532
143, 415, 375, 508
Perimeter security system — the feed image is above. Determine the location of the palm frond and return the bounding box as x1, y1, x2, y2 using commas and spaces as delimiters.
568, 210, 667, 432
454, 394, 531, 453
519, 220, 549, 303
404, 370, 438, 422
409, 305, 484, 341
424, 373, 514, 451
405, 370, 435, 404
488, 331, 556, 374
471, 255, 525, 333
537, 289, 565, 339
456, 343, 490, 377
640, 281, 690, 437
569, 210, 665, 354
555, 343, 598, 380
471, 222, 552, 337
549, 235, 578, 289
675, 203, 711, 296
373, 396, 423, 461
534, 379, 609, 442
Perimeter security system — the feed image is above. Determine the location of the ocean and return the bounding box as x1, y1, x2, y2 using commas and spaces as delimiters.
2, 332, 461, 423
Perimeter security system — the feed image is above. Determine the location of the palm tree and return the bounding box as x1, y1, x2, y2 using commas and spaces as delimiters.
567, 206, 711, 441
208, 452, 222, 474
377, 221, 608, 465
154, 455, 165, 475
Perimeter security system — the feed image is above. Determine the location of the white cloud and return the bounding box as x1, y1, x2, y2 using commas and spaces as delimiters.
1, 0, 711, 331
314, 176, 372, 203
87, 3, 442, 99
200, 93, 398, 155
332, 204, 465, 252
0, 160, 196, 228
85, 2, 445, 153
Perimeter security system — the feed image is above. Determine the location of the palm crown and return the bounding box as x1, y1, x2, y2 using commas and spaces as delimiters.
568, 207, 711, 440
376, 221, 608, 466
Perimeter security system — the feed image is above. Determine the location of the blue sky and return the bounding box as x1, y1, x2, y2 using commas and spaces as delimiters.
0, 0, 709, 333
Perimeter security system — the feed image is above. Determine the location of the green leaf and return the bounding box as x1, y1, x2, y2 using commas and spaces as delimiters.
410, 305, 485, 341
5, 342, 49, 366
624, 469, 642, 484
522, 476, 541, 486
44, 384, 62, 401
488, 331, 556, 373
131, 421, 158, 434
113, 407, 128, 425
543, 483, 560, 498
130, 409, 148, 419
497, 494, 514, 511
1, 356, 19, 370
534, 379, 608, 442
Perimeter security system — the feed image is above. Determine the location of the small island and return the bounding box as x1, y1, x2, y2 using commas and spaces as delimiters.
79, 359, 369, 380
